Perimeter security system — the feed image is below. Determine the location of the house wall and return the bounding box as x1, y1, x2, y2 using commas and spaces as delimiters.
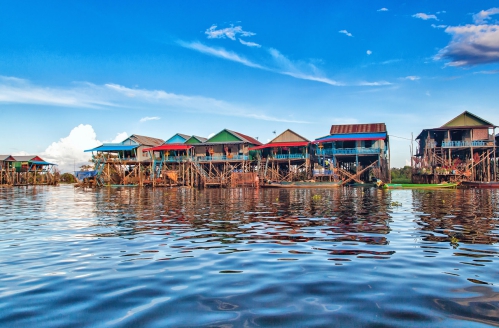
166, 135, 187, 144
193, 144, 244, 157
472, 128, 489, 140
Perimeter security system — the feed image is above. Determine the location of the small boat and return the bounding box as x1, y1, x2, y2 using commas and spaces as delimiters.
460, 181, 499, 189
262, 181, 342, 188
382, 182, 458, 189
347, 182, 376, 187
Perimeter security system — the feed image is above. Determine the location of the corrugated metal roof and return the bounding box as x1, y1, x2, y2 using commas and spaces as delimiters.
330, 123, 387, 134
84, 145, 138, 152
178, 133, 191, 140
228, 130, 262, 145
441, 111, 494, 127
31, 161, 55, 165
11, 155, 39, 162
129, 134, 164, 146
192, 135, 207, 142
0, 155, 14, 161
315, 133, 387, 143
249, 141, 309, 150
270, 129, 309, 143
143, 144, 193, 151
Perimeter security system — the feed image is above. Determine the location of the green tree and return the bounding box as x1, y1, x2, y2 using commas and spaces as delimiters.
60, 173, 77, 183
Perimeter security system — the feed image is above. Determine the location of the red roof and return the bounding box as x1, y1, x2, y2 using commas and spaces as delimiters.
249, 141, 309, 150
143, 144, 193, 152
330, 123, 386, 134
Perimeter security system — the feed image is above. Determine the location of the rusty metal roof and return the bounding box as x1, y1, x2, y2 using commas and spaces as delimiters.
330, 123, 387, 135
227, 130, 262, 145
129, 134, 164, 146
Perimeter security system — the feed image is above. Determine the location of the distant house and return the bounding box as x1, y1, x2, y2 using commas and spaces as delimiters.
314, 123, 390, 182
184, 135, 207, 145
8, 155, 55, 172
164, 133, 191, 144
192, 129, 261, 161
0, 155, 15, 171
414, 111, 497, 183
85, 134, 164, 162
249, 129, 309, 159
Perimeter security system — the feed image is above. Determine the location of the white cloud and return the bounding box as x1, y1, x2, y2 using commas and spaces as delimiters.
179, 41, 343, 86
0, 76, 115, 108
0, 76, 309, 124
436, 24, 499, 66
105, 83, 309, 123
41, 125, 129, 172
358, 80, 391, 86
473, 8, 499, 24
426, 91, 431, 96
205, 25, 256, 40
431, 24, 447, 29
12, 150, 30, 156
108, 132, 128, 143
339, 30, 353, 37
267, 48, 343, 86
403, 76, 420, 81
42, 124, 101, 172
139, 116, 160, 123
179, 41, 389, 87
239, 39, 261, 47
377, 8, 388, 12
412, 13, 438, 21
178, 41, 264, 69
207, 133, 215, 139
366, 50, 372, 55
474, 69, 499, 74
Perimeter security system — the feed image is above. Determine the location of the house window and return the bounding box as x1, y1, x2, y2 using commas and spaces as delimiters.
364, 140, 373, 148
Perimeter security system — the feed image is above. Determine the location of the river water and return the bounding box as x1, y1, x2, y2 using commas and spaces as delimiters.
1, 185, 498, 327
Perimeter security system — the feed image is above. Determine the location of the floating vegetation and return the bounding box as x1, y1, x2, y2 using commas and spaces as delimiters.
312, 194, 322, 201
390, 201, 402, 207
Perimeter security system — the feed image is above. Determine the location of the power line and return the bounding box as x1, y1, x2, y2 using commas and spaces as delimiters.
389, 134, 412, 141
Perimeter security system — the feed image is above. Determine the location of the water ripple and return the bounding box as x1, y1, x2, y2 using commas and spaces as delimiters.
0, 186, 498, 327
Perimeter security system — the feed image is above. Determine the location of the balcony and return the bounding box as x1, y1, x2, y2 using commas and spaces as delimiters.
161, 156, 190, 162
196, 155, 249, 162
273, 153, 309, 160
441, 140, 493, 148
319, 148, 381, 155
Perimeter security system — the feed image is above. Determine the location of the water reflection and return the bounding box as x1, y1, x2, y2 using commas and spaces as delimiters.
1, 186, 499, 327
413, 189, 499, 244
90, 187, 394, 252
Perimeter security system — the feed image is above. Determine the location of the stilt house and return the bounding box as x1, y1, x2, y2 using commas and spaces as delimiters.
0, 155, 15, 171
314, 123, 390, 184
85, 134, 164, 162
10, 155, 55, 172
413, 111, 497, 183
165, 133, 190, 144
249, 129, 311, 182
192, 129, 261, 161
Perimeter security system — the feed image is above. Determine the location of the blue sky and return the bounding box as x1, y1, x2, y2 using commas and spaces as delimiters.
1, 1, 499, 171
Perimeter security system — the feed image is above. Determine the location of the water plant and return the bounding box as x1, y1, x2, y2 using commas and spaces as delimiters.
312, 194, 322, 201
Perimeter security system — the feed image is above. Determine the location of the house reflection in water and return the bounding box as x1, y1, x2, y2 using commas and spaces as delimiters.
412, 189, 499, 244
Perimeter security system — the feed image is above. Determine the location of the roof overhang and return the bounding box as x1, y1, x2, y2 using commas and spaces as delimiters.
313, 132, 387, 143
84, 145, 138, 152
143, 144, 194, 152
249, 141, 309, 151
30, 161, 55, 165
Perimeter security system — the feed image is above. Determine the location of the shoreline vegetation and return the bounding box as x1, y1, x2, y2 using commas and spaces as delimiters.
390, 166, 411, 184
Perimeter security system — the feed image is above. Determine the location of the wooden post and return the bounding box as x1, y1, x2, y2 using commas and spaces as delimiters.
494, 127, 497, 181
